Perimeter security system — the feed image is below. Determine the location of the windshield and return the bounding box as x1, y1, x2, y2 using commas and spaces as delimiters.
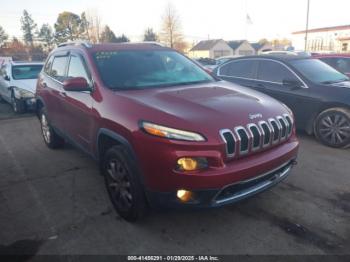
290, 59, 349, 84
93, 50, 214, 90
12, 65, 43, 80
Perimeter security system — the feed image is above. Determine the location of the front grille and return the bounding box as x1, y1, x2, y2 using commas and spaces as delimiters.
220, 114, 293, 158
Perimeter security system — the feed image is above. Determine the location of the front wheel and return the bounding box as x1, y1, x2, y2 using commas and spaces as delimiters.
103, 145, 147, 222
314, 107, 350, 148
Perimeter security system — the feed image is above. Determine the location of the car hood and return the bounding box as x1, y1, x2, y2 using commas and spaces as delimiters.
11, 79, 37, 93
118, 81, 290, 133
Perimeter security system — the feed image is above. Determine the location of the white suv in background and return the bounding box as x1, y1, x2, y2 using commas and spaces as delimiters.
0, 60, 43, 113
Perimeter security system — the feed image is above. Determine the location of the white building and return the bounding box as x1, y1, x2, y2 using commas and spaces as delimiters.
227, 40, 255, 56
292, 25, 350, 53
189, 39, 233, 59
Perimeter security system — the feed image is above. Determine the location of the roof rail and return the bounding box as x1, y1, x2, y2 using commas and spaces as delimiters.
123, 41, 166, 47
58, 40, 92, 48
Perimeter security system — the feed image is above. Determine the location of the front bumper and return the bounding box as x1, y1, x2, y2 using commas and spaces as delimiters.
24, 97, 36, 110
146, 159, 296, 209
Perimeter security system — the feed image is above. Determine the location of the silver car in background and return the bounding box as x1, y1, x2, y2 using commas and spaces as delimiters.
0, 60, 43, 113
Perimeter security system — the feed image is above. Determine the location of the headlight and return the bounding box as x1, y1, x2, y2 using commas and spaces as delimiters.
141, 121, 206, 141
15, 88, 34, 98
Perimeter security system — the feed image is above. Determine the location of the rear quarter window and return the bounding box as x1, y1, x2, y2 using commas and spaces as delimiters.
219, 60, 256, 79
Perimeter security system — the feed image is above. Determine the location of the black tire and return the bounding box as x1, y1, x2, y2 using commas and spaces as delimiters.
314, 107, 350, 148
39, 108, 65, 149
0, 95, 5, 103
11, 94, 25, 114
103, 145, 147, 222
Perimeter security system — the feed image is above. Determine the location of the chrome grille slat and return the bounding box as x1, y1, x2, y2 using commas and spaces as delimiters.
258, 120, 273, 147
277, 116, 288, 140
235, 126, 250, 155
220, 114, 293, 158
283, 114, 293, 136
220, 129, 236, 157
247, 123, 262, 151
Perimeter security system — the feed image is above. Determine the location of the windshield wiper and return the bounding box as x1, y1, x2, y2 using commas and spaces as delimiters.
171, 80, 212, 86
321, 78, 349, 84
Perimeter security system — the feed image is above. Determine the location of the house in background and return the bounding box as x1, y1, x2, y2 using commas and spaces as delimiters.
292, 25, 350, 53
251, 42, 273, 54
189, 39, 232, 59
227, 40, 255, 56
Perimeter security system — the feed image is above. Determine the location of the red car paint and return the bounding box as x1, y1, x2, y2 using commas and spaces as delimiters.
313, 53, 350, 77
36, 43, 299, 207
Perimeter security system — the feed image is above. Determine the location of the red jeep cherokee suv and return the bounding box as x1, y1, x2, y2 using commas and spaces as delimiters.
36, 41, 299, 221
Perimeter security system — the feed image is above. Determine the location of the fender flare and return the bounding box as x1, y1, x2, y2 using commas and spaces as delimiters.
96, 128, 145, 185
96, 128, 138, 163
35, 96, 47, 118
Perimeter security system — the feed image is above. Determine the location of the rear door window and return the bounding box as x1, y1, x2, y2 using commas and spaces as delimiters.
219, 60, 256, 79
258, 60, 297, 83
50, 56, 68, 82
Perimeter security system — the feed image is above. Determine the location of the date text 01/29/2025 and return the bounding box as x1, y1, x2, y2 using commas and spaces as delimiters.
127, 255, 219, 261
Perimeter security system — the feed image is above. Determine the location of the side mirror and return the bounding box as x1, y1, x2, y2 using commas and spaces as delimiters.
282, 79, 303, 89
4, 75, 10, 81
63, 77, 91, 92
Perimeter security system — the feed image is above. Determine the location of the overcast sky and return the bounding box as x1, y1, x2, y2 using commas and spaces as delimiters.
0, 0, 349, 42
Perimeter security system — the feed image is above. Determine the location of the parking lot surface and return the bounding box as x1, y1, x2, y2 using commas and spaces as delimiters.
0, 102, 349, 255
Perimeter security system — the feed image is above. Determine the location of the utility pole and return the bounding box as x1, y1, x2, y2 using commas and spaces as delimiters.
304, 0, 310, 51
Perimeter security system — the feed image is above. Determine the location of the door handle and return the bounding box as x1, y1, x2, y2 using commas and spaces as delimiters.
59, 91, 67, 97
42, 82, 48, 88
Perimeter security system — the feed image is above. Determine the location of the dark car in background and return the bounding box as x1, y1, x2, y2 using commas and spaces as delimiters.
313, 54, 350, 77
214, 55, 350, 148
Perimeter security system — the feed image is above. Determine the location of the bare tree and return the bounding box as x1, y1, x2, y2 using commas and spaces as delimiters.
160, 3, 184, 50
83, 9, 102, 43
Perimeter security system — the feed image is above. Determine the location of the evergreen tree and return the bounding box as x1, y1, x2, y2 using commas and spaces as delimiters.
54, 11, 81, 43
0, 25, 8, 46
143, 28, 157, 42
100, 25, 117, 43
38, 24, 54, 49
20, 10, 37, 46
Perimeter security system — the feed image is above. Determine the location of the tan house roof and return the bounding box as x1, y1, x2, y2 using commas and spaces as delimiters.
292, 25, 350, 35
190, 39, 223, 51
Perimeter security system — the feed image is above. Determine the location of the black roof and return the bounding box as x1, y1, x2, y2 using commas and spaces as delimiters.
228, 54, 309, 62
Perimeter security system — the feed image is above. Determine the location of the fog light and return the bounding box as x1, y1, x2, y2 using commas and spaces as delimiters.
177, 189, 192, 202
177, 157, 208, 171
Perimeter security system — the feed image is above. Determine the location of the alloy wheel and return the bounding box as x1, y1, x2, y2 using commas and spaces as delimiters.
106, 159, 133, 211
318, 113, 350, 146
41, 114, 51, 144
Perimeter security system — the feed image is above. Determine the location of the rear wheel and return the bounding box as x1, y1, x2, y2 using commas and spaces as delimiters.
39, 108, 65, 149
103, 145, 147, 222
314, 107, 350, 148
